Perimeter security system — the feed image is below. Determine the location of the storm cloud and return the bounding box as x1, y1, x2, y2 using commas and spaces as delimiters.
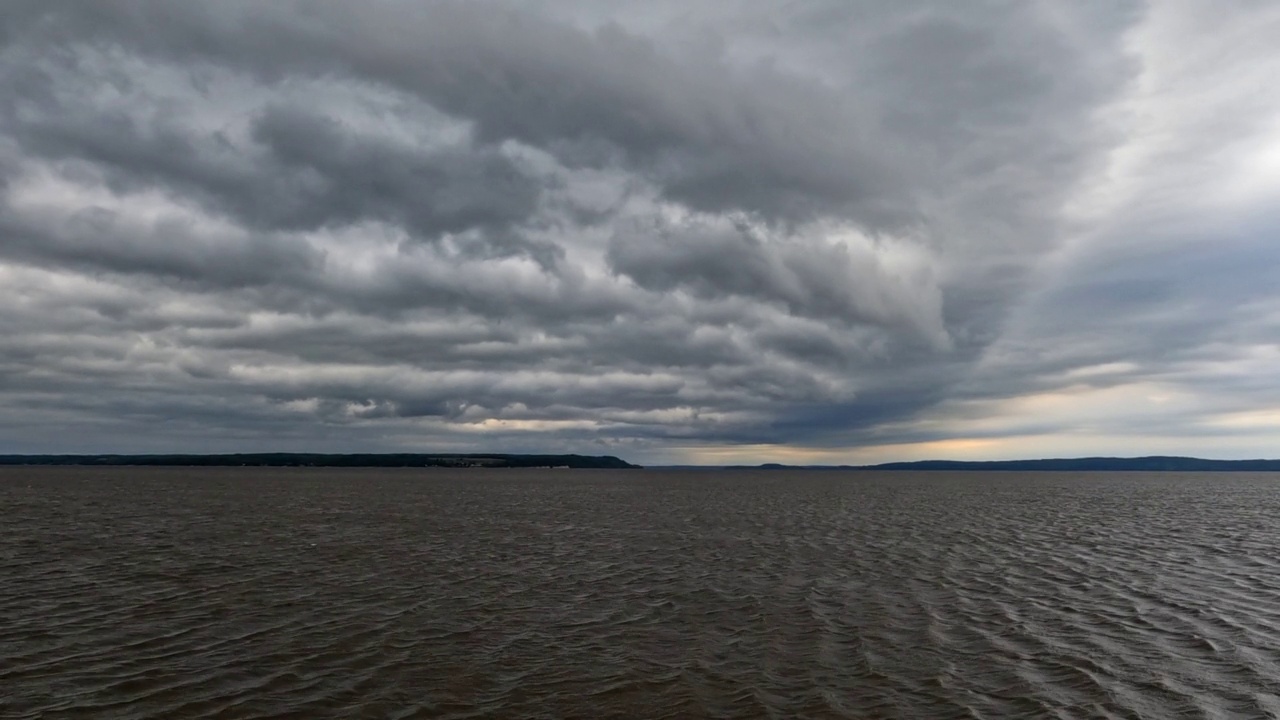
2, 1, 1277, 463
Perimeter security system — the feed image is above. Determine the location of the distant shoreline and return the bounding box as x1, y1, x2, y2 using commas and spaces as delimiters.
4, 454, 1279, 472
711, 456, 1280, 472
0, 453, 642, 469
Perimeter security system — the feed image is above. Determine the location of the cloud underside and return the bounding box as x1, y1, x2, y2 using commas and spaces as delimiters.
3, 1, 1279, 462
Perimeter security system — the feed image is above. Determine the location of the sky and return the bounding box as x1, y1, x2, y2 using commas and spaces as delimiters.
2, 1, 1279, 465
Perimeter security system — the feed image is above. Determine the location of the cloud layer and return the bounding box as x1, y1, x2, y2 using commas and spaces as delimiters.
2, 1, 1278, 463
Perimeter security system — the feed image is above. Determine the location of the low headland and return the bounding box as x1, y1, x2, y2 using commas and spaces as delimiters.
0, 453, 641, 469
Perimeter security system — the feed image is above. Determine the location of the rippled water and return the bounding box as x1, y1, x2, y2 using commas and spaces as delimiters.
5, 468, 1280, 719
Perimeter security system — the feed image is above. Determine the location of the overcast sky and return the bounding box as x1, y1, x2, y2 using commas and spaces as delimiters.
2, 1, 1279, 464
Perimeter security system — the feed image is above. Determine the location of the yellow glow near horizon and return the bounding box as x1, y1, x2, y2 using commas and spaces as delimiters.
674, 380, 1280, 465
677, 437, 1010, 466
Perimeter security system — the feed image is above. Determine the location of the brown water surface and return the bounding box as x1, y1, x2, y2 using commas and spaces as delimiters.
4, 467, 1280, 719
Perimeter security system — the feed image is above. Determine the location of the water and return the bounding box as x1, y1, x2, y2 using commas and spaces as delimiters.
4, 467, 1280, 719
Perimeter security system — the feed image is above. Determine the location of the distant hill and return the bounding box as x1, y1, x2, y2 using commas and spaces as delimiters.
0, 453, 641, 469
724, 456, 1280, 472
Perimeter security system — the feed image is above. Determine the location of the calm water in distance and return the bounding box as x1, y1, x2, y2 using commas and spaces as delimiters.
4, 467, 1280, 719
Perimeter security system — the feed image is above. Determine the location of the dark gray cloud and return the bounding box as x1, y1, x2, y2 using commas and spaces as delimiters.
250, 105, 544, 240
0, 199, 323, 287
4, 1, 1274, 463
606, 216, 946, 343
7, 70, 545, 252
